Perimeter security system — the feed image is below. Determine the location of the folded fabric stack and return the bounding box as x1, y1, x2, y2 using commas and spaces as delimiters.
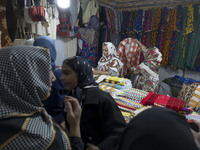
99, 84, 121, 98
188, 85, 200, 110
186, 112, 200, 123
140, 91, 192, 114
99, 78, 149, 123
103, 76, 132, 89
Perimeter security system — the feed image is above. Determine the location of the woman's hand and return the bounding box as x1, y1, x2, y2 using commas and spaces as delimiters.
64, 96, 82, 137
86, 143, 100, 150
133, 39, 146, 49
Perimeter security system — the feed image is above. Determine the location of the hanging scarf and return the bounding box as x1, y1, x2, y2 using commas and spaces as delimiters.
177, 5, 194, 69
161, 8, 177, 66
97, 42, 124, 77
0, 46, 70, 150
134, 9, 143, 40
156, 7, 168, 51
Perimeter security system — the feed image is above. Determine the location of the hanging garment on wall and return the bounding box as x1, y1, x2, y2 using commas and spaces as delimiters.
172, 7, 187, 68
82, 0, 99, 26
121, 11, 131, 41
134, 9, 143, 40
186, 5, 200, 69
161, 8, 177, 66
0, 10, 12, 47
141, 9, 151, 47
150, 8, 161, 47
156, 7, 168, 51
74, 16, 99, 67
176, 6, 194, 69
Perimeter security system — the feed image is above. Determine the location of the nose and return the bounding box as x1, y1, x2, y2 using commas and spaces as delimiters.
60, 74, 64, 81
50, 71, 56, 83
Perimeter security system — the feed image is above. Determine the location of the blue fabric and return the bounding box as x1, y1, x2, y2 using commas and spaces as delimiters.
33, 36, 57, 71
33, 36, 66, 124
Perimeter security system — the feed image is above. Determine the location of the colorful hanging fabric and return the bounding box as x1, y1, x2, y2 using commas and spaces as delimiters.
161, 8, 177, 66
172, 7, 187, 68
128, 10, 134, 38
57, 8, 72, 36
121, 11, 131, 41
151, 8, 161, 47
156, 7, 168, 51
177, 5, 194, 69
169, 6, 182, 66
74, 26, 99, 67
134, 9, 143, 40
186, 5, 200, 69
141, 91, 185, 112
142, 9, 151, 47
141, 10, 148, 46
194, 50, 200, 71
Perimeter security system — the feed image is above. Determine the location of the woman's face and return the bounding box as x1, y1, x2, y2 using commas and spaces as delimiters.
61, 63, 78, 91
103, 45, 109, 57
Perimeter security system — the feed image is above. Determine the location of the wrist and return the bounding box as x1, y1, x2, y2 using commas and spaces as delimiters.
69, 125, 81, 137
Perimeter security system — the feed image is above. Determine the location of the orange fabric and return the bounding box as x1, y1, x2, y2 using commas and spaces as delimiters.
117, 38, 141, 76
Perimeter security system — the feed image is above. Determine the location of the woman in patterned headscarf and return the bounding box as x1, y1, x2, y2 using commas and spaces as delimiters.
130, 39, 162, 92
93, 42, 123, 77
61, 56, 127, 150
0, 45, 83, 150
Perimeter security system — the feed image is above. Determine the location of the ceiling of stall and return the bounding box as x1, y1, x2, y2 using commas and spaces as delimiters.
98, 0, 200, 10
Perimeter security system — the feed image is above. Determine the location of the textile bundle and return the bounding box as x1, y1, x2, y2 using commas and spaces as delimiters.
103, 76, 132, 88
188, 85, 200, 109
140, 91, 185, 111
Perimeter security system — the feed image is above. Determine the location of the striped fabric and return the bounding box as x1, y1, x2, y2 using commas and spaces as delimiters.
188, 85, 200, 109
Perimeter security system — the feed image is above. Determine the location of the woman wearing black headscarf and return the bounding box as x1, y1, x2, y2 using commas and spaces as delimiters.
61, 56, 127, 150
118, 107, 198, 150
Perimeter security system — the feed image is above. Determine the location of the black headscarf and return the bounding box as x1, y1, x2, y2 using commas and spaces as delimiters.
118, 107, 198, 150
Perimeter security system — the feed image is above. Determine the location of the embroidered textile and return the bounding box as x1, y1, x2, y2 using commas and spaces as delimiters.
188, 85, 200, 109
131, 47, 162, 92
177, 82, 199, 107
141, 91, 185, 111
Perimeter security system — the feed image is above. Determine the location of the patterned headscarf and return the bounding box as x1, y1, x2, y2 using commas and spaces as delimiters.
64, 56, 98, 89
33, 36, 57, 71
0, 46, 70, 149
97, 42, 123, 76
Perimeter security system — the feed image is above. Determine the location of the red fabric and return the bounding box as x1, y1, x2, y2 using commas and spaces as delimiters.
141, 92, 185, 111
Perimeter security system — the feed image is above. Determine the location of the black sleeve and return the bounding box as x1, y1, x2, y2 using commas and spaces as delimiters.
98, 91, 127, 150
70, 137, 84, 150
